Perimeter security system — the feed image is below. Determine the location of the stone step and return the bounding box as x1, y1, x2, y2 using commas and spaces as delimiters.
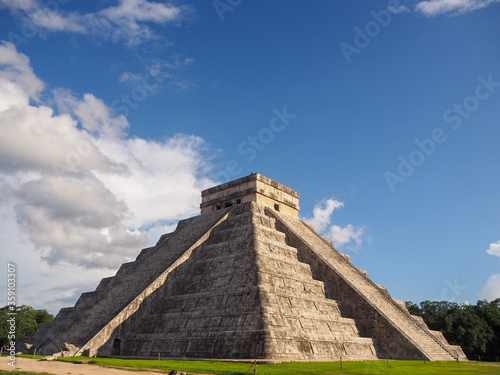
209, 223, 254, 243
255, 225, 288, 244
255, 237, 300, 262
259, 271, 326, 296
168, 269, 260, 295
194, 241, 252, 260
265, 315, 359, 334
180, 252, 256, 279
257, 251, 314, 275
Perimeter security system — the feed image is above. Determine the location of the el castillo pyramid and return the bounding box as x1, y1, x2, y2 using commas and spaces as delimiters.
24, 173, 466, 361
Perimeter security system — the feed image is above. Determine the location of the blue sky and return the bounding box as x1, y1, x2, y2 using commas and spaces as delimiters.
0, 0, 499, 314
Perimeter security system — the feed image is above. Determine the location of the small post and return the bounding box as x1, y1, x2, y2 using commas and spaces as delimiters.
158, 352, 161, 367
254, 360, 257, 375
478, 355, 481, 362
1, 346, 3, 356
33, 348, 36, 359
496, 356, 498, 362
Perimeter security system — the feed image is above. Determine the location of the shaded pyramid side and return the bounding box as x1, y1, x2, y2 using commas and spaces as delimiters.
26, 208, 229, 355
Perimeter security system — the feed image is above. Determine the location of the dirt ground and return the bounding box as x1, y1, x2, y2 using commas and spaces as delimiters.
0, 356, 189, 375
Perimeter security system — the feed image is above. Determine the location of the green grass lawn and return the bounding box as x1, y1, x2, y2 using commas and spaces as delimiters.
51, 356, 500, 375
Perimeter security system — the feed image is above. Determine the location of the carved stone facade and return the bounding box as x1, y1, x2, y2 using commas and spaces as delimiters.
25, 173, 466, 361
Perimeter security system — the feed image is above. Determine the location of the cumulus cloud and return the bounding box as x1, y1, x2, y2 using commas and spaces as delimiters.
303, 199, 344, 233
14, 175, 146, 268
0, 201, 114, 314
388, 2, 410, 14
117, 57, 195, 95
0, 41, 214, 269
415, 0, 500, 16
479, 241, 500, 301
327, 224, 365, 249
479, 274, 500, 301
0, 0, 191, 46
0, 41, 43, 107
486, 241, 500, 257
302, 199, 368, 250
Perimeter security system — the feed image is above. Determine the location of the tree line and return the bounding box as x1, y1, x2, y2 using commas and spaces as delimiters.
406, 299, 500, 361
0, 305, 54, 347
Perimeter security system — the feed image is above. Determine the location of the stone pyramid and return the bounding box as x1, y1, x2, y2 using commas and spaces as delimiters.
25, 173, 466, 361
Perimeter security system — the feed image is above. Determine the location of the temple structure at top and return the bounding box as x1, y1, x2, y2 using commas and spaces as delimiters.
201, 173, 300, 217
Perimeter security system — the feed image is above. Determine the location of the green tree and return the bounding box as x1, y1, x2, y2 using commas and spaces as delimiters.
418, 300, 457, 330
35, 309, 53, 325
441, 304, 493, 356
0, 305, 54, 347
406, 299, 500, 360
405, 301, 421, 315
475, 299, 500, 358
0, 308, 9, 347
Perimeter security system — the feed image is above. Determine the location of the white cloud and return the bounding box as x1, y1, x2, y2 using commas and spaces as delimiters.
53, 89, 130, 138
486, 241, 500, 257
479, 274, 500, 301
0, 41, 44, 107
0, 0, 191, 46
117, 58, 195, 95
479, 241, 500, 301
0, 200, 115, 314
327, 224, 365, 249
119, 71, 144, 85
415, 0, 500, 16
14, 175, 147, 268
101, 0, 183, 24
302, 199, 368, 250
0, 41, 214, 274
388, 2, 410, 14
303, 199, 344, 233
